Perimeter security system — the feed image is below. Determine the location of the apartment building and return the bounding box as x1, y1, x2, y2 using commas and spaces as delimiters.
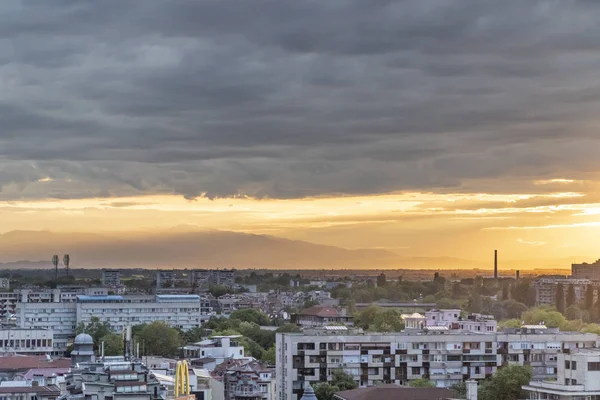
16, 293, 213, 354
0, 278, 10, 290
76, 294, 212, 332
572, 260, 600, 281
425, 310, 497, 333
189, 269, 236, 289
533, 278, 593, 306
523, 348, 600, 400
102, 269, 121, 287
276, 327, 599, 400
0, 328, 55, 355
156, 270, 177, 289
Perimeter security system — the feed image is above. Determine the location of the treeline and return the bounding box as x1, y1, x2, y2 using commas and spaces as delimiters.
75, 308, 300, 364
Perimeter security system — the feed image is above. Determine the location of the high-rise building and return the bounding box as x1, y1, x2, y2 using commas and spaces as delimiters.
189, 269, 236, 289
572, 260, 600, 281
156, 270, 177, 289
16, 291, 213, 354
102, 269, 121, 287
276, 327, 599, 400
533, 278, 594, 306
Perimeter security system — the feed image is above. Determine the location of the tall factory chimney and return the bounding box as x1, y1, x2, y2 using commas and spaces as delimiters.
516, 270, 520, 280
494, 250, 498, 279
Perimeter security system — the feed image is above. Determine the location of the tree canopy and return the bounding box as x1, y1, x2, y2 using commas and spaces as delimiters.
478, 365, 531, 400
314, 370, 358, 400
135, 321, 183, 357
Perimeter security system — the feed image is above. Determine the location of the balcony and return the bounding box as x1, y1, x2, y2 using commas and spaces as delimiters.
232, 390, 267, 398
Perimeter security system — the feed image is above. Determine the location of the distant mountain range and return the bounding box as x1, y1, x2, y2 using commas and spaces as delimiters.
0, 229, 582, 270
0, 229, 487, 270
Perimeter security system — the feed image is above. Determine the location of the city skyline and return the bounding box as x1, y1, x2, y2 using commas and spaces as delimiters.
2, 1, 600, 264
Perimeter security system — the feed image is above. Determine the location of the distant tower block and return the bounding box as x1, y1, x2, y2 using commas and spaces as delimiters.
516, 270, 520, 280
63, 254, 70, 276
52, 255, 59, 282
494, 250, 498, 279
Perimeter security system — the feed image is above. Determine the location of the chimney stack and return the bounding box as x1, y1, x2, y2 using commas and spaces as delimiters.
494, 250, 498, 279
516, 270, 520, 280
466, 380, 478, 400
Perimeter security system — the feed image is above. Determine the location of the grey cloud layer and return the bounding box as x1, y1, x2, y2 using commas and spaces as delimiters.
1, 0, 600, 200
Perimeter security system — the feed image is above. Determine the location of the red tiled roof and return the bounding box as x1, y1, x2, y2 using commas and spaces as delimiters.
299, 306, 342, 317
0, 385, 60, 394
0, 355, 71, 371
334, 385, 454, 400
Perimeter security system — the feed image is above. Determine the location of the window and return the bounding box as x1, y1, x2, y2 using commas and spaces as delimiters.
411, 367, 420, 375
565, 360, 571, 369
572, 361, 577, 370
589, 362, 600, 371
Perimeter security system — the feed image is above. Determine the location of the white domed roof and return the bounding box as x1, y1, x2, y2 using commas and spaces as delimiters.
74, 333, 94, 345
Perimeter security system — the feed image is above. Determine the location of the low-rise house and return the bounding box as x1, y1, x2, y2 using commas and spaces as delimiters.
292, 306, 353, 327
333, 385, 454, 400
0, 384, 60, 400
183, 336, 247, 369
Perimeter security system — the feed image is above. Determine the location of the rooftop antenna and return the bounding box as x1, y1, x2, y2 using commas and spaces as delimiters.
52, 255, 59, 282
63, 254, 70, 277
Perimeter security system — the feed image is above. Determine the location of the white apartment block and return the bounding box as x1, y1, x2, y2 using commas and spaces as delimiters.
183, 335, 246, 369
425, 310, 498, 333
0, 328, 55, 355
16, 301, 77, 354
16, 293, 213, 354
0, 278, 10, 290
524, 348, 600, 400
76, 294, 212, 332
276, 327, 599, 400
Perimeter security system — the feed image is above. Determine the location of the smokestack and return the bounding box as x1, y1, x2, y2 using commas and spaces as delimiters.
494, 250, 498, 279
516, 270, 520, 280
466, 380, 478, 400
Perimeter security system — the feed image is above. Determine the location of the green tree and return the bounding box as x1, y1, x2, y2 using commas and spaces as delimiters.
208, 285, 234, 298
452, 382, 467, 398
183, 327, 207, 343
556, 283, 565, 314
371, 309, 405, 332
76, 317, 112, 350
261, 346, 276, 365
585, 285, 595, 312
314, 370, 357, 400
377, 273, 387, 287
502, 283, 509, 301
468, 291, 483, 313
99, 333, 123, 356
355, 305, 382, 330
276, 324, 302, 333
136, 321, 183, 357
565, 305, 583, 321
478, 365, 531, 400
522, 307, 567, 329
566, 284, 576, 308
230, 309, 272, 325
303, 300, 320, 309
410, 378, 436, 388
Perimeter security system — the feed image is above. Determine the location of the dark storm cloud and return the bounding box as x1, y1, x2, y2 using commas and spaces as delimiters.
1, 0, 600, 200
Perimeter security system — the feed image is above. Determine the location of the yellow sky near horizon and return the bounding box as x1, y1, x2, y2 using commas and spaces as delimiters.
2, 178, 600, 263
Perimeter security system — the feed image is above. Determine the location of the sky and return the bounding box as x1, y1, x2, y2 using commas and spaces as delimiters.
2, 0, 600, 263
